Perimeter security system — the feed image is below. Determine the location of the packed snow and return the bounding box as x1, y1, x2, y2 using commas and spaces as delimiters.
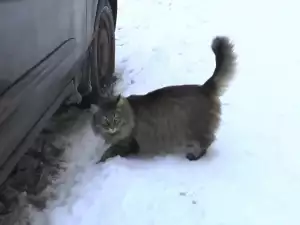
29, 0, 300, 224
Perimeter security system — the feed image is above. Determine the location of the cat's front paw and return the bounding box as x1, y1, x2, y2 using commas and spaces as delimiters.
97, 150, 115, 163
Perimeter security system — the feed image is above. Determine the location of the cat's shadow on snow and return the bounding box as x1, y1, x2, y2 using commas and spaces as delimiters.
104, 146, 219, 165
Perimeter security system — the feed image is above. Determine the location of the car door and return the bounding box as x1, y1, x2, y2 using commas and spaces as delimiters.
0, 0, 87, 176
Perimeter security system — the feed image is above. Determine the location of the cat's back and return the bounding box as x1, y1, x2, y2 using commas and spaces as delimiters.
127, 84, 210, 107
126, 84, 220, 152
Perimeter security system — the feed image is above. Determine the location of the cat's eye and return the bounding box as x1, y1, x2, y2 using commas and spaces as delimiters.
102, 117, 109, 126
113, 114, 119, 124
114, 119, 119, 125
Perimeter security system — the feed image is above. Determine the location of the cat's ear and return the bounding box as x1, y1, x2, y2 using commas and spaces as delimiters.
115, 94, 121, 103
116, 94, 125, 107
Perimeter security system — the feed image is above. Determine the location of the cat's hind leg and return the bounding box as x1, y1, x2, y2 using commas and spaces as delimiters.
185, 136, 213, 161
186, 149, 207, 161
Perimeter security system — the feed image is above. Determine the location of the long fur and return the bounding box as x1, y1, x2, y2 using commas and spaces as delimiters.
92, 36, 237, 162
202, 36, 236, 96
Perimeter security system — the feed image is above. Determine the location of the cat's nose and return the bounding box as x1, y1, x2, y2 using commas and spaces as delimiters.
108, 128, 118, 134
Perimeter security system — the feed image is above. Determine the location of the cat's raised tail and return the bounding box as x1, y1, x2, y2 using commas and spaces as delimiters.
202, 36, 237, 97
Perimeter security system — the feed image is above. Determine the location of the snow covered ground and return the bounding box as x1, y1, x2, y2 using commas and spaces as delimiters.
29, 0, 300, 224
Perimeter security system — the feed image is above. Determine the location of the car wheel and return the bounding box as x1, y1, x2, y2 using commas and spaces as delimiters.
79, 0, 116, 108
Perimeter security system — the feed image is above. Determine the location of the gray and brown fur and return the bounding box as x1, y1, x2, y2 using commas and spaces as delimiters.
92, 36, 237, 162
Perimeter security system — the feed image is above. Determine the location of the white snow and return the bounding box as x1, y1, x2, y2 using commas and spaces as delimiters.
29, 0, 300, 224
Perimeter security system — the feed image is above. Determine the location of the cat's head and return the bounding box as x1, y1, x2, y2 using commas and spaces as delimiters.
91, 95, 135, 144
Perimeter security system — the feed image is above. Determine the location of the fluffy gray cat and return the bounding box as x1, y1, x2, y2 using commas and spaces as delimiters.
91, 36, 237, 162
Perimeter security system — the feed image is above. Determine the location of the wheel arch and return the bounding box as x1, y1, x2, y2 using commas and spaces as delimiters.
108, 0, 117, 29
77, 0, 116, 96
96, 0, 117, 29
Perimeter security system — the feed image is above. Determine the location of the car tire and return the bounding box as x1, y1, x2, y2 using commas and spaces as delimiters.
78, 0, 116, 108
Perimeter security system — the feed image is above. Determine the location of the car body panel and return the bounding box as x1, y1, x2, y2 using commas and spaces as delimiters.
0, 0, 117, 185
0, 38, 76, 167
86, 0, 99, 44
0, 0, 77, 94
0, 81, 74, 186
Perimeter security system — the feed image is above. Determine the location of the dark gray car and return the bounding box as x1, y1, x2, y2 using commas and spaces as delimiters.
0, 0, 117, 187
